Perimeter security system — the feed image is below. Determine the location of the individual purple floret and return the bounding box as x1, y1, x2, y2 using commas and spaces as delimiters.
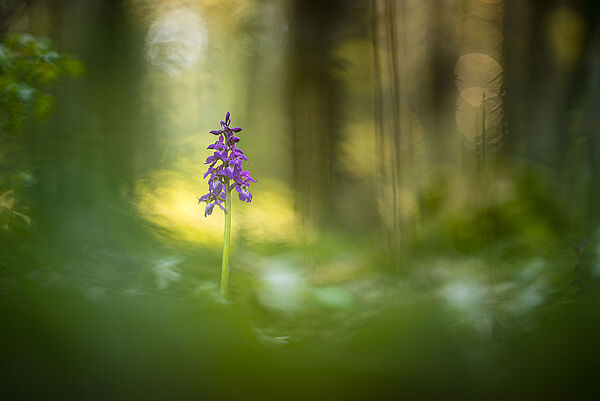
199, 112, 256, 217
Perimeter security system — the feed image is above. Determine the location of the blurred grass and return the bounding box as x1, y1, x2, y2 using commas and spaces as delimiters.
1, 277, 600, 400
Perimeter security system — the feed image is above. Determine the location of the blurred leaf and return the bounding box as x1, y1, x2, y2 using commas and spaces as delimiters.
63, 58, 85, 76
33, 93, 54, 119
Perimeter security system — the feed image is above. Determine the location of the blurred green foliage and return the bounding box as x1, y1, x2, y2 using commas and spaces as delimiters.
0, 33, 83, 133
0, 32, 82, 271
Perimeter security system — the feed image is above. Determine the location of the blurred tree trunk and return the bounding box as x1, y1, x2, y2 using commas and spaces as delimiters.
504, 0, 600, 228
372, 0, 403, 265
372, 0, 459, 266
0, 0, 33, 36
584, 13, 600, 227
28, 0, 148, 263
289, 0, 344, 229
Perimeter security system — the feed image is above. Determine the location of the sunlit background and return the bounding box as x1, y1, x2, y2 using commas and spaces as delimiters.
2, 0, 600, 399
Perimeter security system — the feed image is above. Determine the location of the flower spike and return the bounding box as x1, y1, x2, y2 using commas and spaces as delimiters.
197, 112, 255, 298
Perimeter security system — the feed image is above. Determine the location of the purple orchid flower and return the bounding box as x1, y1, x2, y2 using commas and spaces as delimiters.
198, 112, 255, 298
199, 112, 255, 216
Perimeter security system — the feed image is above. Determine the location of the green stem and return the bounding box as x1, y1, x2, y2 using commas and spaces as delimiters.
220, 181, 232, 298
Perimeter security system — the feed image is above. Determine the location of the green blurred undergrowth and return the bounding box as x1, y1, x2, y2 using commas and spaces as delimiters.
0, 33, 82, 264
